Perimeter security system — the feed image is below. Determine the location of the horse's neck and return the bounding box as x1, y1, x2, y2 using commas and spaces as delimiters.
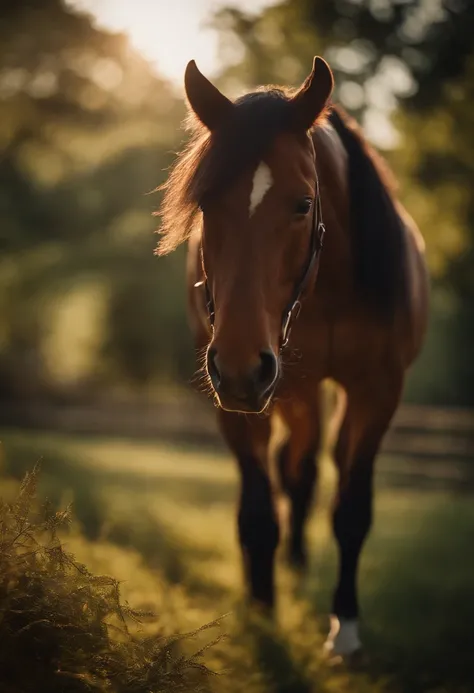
311, 124, 353, 301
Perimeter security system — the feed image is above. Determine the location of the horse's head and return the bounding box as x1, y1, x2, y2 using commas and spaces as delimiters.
158, 58, 333, 413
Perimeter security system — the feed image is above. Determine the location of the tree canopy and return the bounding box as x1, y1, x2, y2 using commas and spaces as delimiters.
0, 0, 192, 401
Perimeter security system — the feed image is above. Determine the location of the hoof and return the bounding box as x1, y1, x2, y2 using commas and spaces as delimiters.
323, 615, 362, 661
324, 647, 368, 670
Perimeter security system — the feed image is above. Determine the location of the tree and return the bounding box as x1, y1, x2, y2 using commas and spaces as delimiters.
0, 0, 190, 400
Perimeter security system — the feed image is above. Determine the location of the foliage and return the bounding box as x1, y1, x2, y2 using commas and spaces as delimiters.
0, 0, 189, 400
213, 0, 474, 117
0, 464, 221, 693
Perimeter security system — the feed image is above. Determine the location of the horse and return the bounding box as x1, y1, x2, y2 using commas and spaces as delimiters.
156, 56, 429, 658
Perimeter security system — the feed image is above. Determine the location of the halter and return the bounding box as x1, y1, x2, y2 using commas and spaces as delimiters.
195, 173, 325, 354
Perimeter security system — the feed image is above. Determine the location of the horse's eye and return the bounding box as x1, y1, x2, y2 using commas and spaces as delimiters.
294, 197, 313, 216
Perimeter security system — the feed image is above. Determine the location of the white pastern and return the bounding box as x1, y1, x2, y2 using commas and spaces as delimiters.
323, 615, 362, 657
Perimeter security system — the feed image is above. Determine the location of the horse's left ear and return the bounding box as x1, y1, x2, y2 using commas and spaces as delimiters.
291, 57, 334, 131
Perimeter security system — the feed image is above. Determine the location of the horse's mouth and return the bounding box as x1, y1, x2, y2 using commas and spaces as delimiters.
215, 384, 276, 415
218, 397, 273, 415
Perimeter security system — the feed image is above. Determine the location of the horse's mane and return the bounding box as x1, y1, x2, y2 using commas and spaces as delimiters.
156, 86, 407, 321
155, 87, 299, 256
328, 105, 407, 320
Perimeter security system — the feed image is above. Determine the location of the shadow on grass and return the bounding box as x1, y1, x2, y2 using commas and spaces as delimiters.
0, 431, 238, 505
249, 621, 313, 693
226, 610, 316, 693
106, 508, 229, 598
0, 435, 232, 597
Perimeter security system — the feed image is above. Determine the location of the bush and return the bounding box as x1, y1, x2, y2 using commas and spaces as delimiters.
0, 465, 221, 693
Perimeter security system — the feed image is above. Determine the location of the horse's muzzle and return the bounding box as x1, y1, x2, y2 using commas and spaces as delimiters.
206, 347, 279, 413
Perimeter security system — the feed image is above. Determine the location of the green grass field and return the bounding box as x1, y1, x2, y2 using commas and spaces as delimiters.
1, 427, 473, 693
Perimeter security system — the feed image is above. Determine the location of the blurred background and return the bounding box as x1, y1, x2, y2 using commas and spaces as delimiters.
1, 0, 473, 412
1, 2, 474, 691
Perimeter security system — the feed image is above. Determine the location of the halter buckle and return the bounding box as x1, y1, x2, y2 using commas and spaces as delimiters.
281, 299, 302, 351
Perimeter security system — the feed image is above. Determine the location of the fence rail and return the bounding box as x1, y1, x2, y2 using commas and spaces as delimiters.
1, 398, 473, 492
0, 399, 472, 460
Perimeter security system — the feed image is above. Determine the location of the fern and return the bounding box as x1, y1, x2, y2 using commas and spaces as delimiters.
0, 464, 223, 693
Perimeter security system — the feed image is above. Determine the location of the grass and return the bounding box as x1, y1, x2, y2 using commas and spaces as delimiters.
1, 427, 474, 693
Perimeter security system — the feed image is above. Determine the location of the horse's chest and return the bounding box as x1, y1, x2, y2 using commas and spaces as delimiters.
330, 320, 387, 383
289, 311, 388, 385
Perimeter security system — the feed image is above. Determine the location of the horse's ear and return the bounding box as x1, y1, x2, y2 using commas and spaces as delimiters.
184, 60, 234, 131
291, 57, 334, 131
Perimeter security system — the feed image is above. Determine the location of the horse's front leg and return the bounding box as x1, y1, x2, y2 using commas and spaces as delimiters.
217, 409, 278, 610
276, 394, 322, 570
325, 374, 403, 658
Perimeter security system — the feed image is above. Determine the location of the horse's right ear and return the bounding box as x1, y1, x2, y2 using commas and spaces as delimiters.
184, 60, 234, 131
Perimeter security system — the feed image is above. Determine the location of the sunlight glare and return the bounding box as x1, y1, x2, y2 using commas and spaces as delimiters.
70, 0, 277, 87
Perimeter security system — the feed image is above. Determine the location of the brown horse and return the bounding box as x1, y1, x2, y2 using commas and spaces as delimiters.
156, 57, 429, 657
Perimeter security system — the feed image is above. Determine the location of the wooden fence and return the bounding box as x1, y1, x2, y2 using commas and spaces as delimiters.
1, 397, 472, 461
383, 404, 474, 460
1, 395, 473, 494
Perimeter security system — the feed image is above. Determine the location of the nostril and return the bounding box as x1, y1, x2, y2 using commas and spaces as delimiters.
206, 347, 221, 388
257, 349, 278, 391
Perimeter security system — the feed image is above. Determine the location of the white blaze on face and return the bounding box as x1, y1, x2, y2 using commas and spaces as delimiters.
249, 162, 273, 216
